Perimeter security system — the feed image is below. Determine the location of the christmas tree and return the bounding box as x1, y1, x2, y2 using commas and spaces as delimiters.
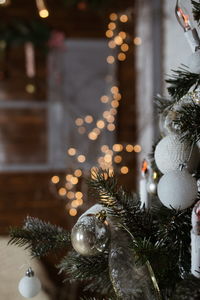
8, 1, 200, 299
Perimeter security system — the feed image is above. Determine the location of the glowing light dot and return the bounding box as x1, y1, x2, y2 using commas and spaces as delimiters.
104, 154, 112, 163
107, 56, 115, 64
114, 36, 123, 45
71, 200, 79, 208
133, 144, 142, 153
111, 86, 119, 94
78, 126, 86, 134
114, 155, 122, 163
121, 43, 129, 52
58, 187, 66, 196
66, 174, 73, 181
67, 191, 75, 199
74, 169, 82, 177
68, 147, 76, 156
103, 111, 110, 118
101, 145, 109, 153
39, 9, 49, 18
51, 175, 60, 184
111, 100, 119, 108
118, 53, 126, 61
93, 128, 101, 135
107, 123, 115, 131
97, 120, 105, 129
119, 31, 127, 39
100, 95, 109, 103
120, 14, 128, 23
26, 84, 35, 94
77, 155, 86, 163
65, 182, 73, 189
85, 115, 93, 123
77, 198, 83, 205
153, 172, 158, 180
107, 115, 115, 123
114, 93, 122, 101
88, 131, 98, 140
134, 37, 142, 46
126, 144, 134, 152
121, 166, 129, 174
109, 12, 118, 21
75, 118, 84, 126
69, 208, 77, 216
113, 144, 123, 152
108, 40, 116, 49
76, 191, 83, 199
71, 177, 78, 185
110, 108, 117, 115
106, 30, 114, 38
108, 22, 116, 30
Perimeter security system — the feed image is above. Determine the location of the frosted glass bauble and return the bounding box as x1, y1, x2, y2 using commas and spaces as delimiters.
187, 51, 200, 74
18, 275, 41, 298
157, 170, 198, 210
154, 134, 199, 174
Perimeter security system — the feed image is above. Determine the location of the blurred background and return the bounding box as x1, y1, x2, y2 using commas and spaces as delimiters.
0, 0, 194, 299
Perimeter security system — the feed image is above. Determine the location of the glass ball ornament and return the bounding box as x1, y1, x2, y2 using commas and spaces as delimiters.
71, 214, 110, 256
157, 169, 198, 210
18, 268, 41, 298
154, 134, 199, 174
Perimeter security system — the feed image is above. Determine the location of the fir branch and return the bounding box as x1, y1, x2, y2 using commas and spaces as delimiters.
58, 251, 113, 296
9, 216, 70, 257
154, 95, 174, 114
173, 102, 200, 144
166, 67, 200, 100
192, 1, 200, 23
173, 275, 200, 300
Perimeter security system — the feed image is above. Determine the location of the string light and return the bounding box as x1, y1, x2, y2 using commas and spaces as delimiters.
133, 37, 142, 46
114, 36, 123, 45
35, 0, 49, 18
107, 124, 115, 131
75, 191, 83, 199
26, 84, 35, 94
111, 100, 119, 108
69, 208, 77, 216
110, 86, 119, 94
114, 155, 122, 163
77, 198, 83, 205
119, 31, 127, 39
51, 175, 60, 184
88, 131, 98, 140
96, 120, 105, 129
66, 174, 73, 181
108, 40, 116, 49
108, 22, 116, 30
126, 144, 134, 152
107, 56, 115, 64
118, 53, 126, 61
133, 144, 142, 152
58, 188, 67, 196
104, 154, 112, 163
93, 128, 101, 135
71, 200, 79, 208
107, 115, 115, 123
77, 155, 86, 163
100, 95, 109, 103
109, 12, 118, 21
101, 145, 109, 153
110, 108, 117, 115
71, 177, 78, 185
106, 30, 114, 38
74, 169, 82, 177
78, 126, 86, 134
85, 115, 93, 123
68, 148, 76, 156
75, 118, 84, 126
121, 43, 129, 52
67, 191, 75, 199
65, 182, 73, 190
120, 166, 129, 174
120, 14, 128, 23
113, 144, 123, 152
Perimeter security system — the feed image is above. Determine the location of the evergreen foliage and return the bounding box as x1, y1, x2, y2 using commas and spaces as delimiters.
192, 0, 200, 23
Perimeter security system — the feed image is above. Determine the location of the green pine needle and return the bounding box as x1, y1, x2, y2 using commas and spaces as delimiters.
192, 1, 200, 23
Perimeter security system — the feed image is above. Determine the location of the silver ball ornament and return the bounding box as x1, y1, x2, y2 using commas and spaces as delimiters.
71, 215, 110, 256
157, 169, 198, 210
154, 134, 199, 174
18, 268, 41, 298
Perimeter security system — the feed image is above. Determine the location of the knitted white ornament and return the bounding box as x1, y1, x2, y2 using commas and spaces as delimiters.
157, 169, 198, 210
154, 134, 199, 174
186, 50, 200, 74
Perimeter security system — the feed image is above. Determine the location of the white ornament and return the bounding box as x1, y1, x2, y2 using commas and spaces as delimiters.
18, 268, 41, 298
154, 134, 199, 174
157, 169, 198, 210
186, 50, 200, 74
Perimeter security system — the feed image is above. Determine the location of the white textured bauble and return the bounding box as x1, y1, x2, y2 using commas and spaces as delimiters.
186, 50, 200, 74
18, 275, 41, 298
154, 134, 199, 174
157, 170, 198, 210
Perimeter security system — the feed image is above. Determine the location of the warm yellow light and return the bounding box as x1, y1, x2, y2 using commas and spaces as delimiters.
107, 124, 115, 131
106, 30, 114, 38
119, 31, 127, 39
26, 84, 35, 94
51, 175, 60, 184
120, 166, 129, 174
36, 0, 49, 18
109, 13, 118, 21
107, 115, 115, 123
39, 9, 49, 18
67, 191, 75, 199
120, 14, 128, 23
113, 144, 123, 152
65, 182, 73, 190
75, 191, 83, 199
118, 53, 126, 61
77, 198, 83, 205
108, 22, 116, 30
78, 126, 86, 134
114, 155, 122, 163
126, 144, 134, 152
75, 118, 84, 126
121, 43, 129, 52
85, 115, 93, 124
96, 120, 105, 129
110, 86, 119, 94
108, 40, 116, 49
114, 36, 123, 46
88, 131, 98, 140
114, 93, 122, 101
153, 172, 158, 180
74, 169, 82, 177
58, 187, 67, 196
71, 200, 79, 208
0, 0, 6, 4
133, 144, 142, 152
66, 174, 73, 181
100, 95, 109, 103
69, 208, 77, 216
93, 128, 101, 135
103, 111, 110, 118
68, 147, 76, 156
110, 108, 117, 115
107, 56, 115, 64
101, 145, 109, 153
133, 37, 142, 46
71, 177, 78, 185
104, 154, 112, 163
77, 155, 86, 163
111, 100, 119, 108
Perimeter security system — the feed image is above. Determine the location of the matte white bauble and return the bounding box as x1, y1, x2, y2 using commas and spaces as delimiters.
157, 170, 198, 210
154, 134, 199, 174
186, 50, 200, 74
18, 275, 41, 298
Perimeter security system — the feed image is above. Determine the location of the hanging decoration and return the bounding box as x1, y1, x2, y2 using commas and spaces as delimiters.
191, 200, 200, 278
18, 267, 41, 298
